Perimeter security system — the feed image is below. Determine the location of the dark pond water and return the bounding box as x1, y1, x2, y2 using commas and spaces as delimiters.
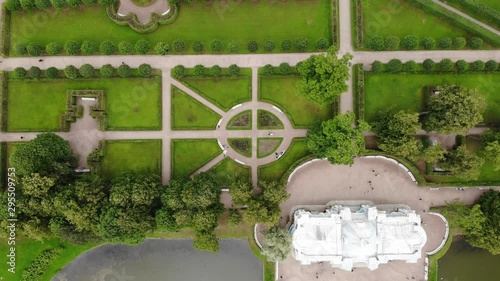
52, 239, 263, 281
438, 238, 500, 281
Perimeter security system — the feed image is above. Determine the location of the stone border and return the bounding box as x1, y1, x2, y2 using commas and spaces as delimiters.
426, 212, 450, 255
287, 158, 327, 183
254, 224, 263, 249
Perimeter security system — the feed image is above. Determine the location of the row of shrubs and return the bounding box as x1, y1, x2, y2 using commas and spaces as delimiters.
0, 73, 6, 132
446, 0, 500, 30
367, 35, 484, 51
371, 59, 499, 74
172, 64, 241, 79
408, 0, 500, 47
6, 0, 112, 11
354, 64, 364, 121
354, 0, 363, 48
13, 63, 153, 79
261, 63, 297, 76
21, 246, 64, 281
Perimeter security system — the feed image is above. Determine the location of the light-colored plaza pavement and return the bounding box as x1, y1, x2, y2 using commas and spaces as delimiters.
278, 158, 500, 281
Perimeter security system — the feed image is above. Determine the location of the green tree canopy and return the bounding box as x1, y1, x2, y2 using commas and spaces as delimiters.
441, 145, 484, 180
297, 47, 352, 105
307, 112, 369, 165
261, 227, 292, 262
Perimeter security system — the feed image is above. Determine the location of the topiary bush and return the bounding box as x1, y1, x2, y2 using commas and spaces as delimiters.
45, 67, 59, 79
14, 67, 26, 79
423, 59, 435, 72
384, 36, 400, 50
46, 42, 62, 55
228, 40, 239, 53
20, 0, 36, 10
262, 64, 274, 76
64, 65, 79, 79
138, 64, 152, 77
192, 40, 204, 53
26, 43, 42, 56
278, 63, 291, 75
14, 43, 27, 56
372, 61, 383, 74
210, 65, 221, 78
117, 64, 132, 78
6, 0, 22, 11
35, 0, 51, 9
171, 40, 185, 53
228, 64, 240, 77
402, 60, 417, 73
453, 37, 467, 49
470, 60, 485, 71
485, 60, 498, 71
118, 41, 133, 54
155, 42, 169, 55
438, 37, 452, 49
468, 37, 483, 49
295, 38, 309, 51
66, 0, 81, 7
100, 64, 115, 78
209, 39, 223, 52
421, 37, 435, 50
135, 40, 151, 54
64, 41, 80, 55
79, 64, 95, 78
82, 0, 95, 4
316, 38, 329, 50
386, 59, 403, 73
193, 64, 206, 77
172, 65, 186, 79
28, 66, 41, 78
456, 60, 469, 73
368, 36, 384, 51
263, 40, 275, 52
99, 40, 115, 55
439, 58, 454, 72
81, 40, 97, 55
281, 40, 292, 51
51, 0, 66, 8
401, 35, 418, 50
247, 40, 258, 52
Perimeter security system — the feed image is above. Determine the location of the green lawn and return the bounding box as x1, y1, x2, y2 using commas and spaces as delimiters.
364, 72, 500, 123
9, 0, 331, 55
171, 86, 221, 130
259, 76, 335, 128
181, 72, 252, 111
101, 140, 162, 178
209, 158, 251, 187
171, 139, 221, 178
480, 0, 500, 10
444, 0, 500, 30
6, 77, 161, 131
362, 0, 479, 47
258, 138, 310, 182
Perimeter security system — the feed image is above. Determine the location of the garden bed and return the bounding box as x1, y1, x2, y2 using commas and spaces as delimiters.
227, 110, 251, 130
257, 138, 283, 158
257, 110, 284, 130
228, 138, 252, 158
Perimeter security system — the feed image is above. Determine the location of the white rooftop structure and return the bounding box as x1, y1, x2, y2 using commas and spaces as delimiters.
290, 201, 427, 271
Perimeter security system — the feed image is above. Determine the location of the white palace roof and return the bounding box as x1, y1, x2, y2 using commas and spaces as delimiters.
290, 201, 427, 271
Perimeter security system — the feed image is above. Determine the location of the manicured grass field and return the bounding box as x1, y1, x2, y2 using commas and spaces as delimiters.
181, 71, 252, 111
364, 72, 500, 123
101, 140, 162, 178
210, 158, 251, 187
362, 0, 475, 45
9, 0, 331, 55
171, 139, 221, 178
481, 0, 500, 10
6, 77, 161, 131
260, 76, 335, 128
258, 138, 310, 182
171, 86, 221, 130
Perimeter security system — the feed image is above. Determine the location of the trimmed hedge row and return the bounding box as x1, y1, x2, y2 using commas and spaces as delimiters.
6, 0, 111, 12
408, 0, 500, 47
106, 0, 178, 33
87, 140, 106, 173
0, 72, 7, 132
353, 64, 364, 121
0, 6, 11, 56
370, 59, 500, 74
0, 142, 6, 189
12, 64, 154, 80
21, 246, 64, 281
366, 35, 483, 51
354, 0, 363, 49
261, 63, 298, 76
172, 64, 242, 79
446, 0, 500, 30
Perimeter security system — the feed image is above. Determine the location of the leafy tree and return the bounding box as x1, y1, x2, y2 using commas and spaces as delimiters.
135, 40, 151, 54
386, 59, 402, 73
421, 143, 446, 163
442, 199, 485, 236
401, 35, 418, 50
65, 0, 81, 8
20, 0, 36, 10
172, 39, 186, 52
423, 59, 435, 72
14, 67, 27, 78
193, 64, 206, 77
471, 190, 500, 254
117, 64, 132, 78
228, 40, 239, 52
456, 60, 469, 73
439, 58, 454, 72
99, 40, 115, 55
81, 40, 97, 55
11, 133, 74, 177
228, 209, 241, 226
485, 60, 498, 71
242, 181, 288, 226
118, 41, 133, 54
295, 37, 309, 51
192, 40, 204, 53
46, 42, 62, 55
209, 39, 223, 52
468, 37, 483, 49
421, 37, 435, 50
384, 36, 400, 50
470, 60, 485, 71
155, 208, 180, 232
247, 40, 258, 52
64, 65, 79, 79
100, 64, 115, 78
367, 35, 384, 51
26, 43, 42, 56
281, 40, 292, 51
82, 0, 96, 5
28, 66, 41, 78
441, 145, 484, 180
372, 60, 383, 73
260, 181, 289, 205
210, 65, 221, 78
316, 38, 329, 49
6, 0, 22, 11
79, 64, 95, 78
51, 0, 66, 8
262, 64, 274, 76
402, 60, 417, 73
98, 0, 112, 5
64, 40, 80, 55
483, 141, 500, 171
261, 227, 292, 262
228, 64, 240, 77
138, 64, 152, 77
263, 40, 275, 52
193, 231, 219, 252
155, 42, 169, 55
172, 65, 186, 78
45, 67, 59, 79
307, 112, 369, 165
438, 37, 452, 49
453, 37, 467, 49
296, 48, 352, 105
35, 0, 51, 9
14, 43, 27, 56
424, 86, 486, 134
278, 62, 291, 75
